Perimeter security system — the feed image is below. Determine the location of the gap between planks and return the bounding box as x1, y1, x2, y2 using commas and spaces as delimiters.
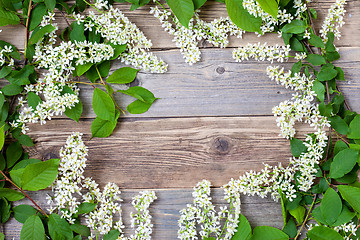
25, 116, 314, 189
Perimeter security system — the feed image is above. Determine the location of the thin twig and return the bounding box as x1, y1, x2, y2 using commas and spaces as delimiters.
0, 170, 48, 217
60, 11, 73, 30
24, 0, 33, 63
294, 194, 317, 240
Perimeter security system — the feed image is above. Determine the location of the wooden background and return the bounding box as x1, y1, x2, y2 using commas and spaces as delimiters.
1, 0, 359, 238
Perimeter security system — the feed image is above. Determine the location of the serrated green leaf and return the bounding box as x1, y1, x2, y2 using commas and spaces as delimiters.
0, 188, 24, 201
332, 205, 355, 226
65, 99, 83, 122
127, 99, 152, 114
20, 215, 45, 240
338, 185, 360, 214
1, 84, 23, 96
0, 124, 4, 151
306, 54, 326, 66
75, 63, 92, 77
0, 66, 12, 79
166, 0, 194, 28
13, 204, 37, 223
225, 0, 262, 32
193, 0, 207, 9
45, 0, 56, 10
103, 229, 121, 240
109, 44, 127, 60
348, 115, 360, 139
27, 92, 42, 110
70, 22, 86, 42
6, 141, 22, 168
77, 202, 97, 214
70, 224, 90, 237
48, 213, 73, 240
330, 148, 358, 179
308, 33, 325, 48
0, 7, 20, 26
307, 226, 343, 240
92, 88, 115, 121
21, 158, 60, 191
290, 138, 307, 157
289, 206, 305, 224
282, 219, 297, 238
117, 86, 157, 104
255, 0, 278, 19
252, 226, 289, 240
281, 20, 306, 34
312, 80, 325, 102
29, 3, 47, 31
317, 66, 338, 82
29, 25, 55, 45
91, 117, 117, 138
231, 214, 252, 240
320, 188, 342, 225
106, 67, 139, 84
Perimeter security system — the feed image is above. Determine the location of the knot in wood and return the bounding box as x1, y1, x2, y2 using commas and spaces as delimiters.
216, 67, 225, 74
213, 137, 231, 154
44, 152, 59, 160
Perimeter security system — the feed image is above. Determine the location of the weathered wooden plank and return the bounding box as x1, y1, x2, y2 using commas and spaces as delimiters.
0, 0, 358, 50
64, 47, 359, 118
25, 117, 314, 189
4, 189, 283, 239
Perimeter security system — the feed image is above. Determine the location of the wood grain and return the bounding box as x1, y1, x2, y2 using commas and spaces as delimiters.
0, 0, 359, 50
4, 189, 283, 239
25, 117, 314, 189
71, 47, 360, 118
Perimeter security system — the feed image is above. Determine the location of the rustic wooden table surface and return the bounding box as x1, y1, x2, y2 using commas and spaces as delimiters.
0, 1, 359, 239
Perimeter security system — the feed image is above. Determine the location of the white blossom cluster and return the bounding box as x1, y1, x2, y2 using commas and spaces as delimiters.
151, 5, 244, 65
74, 0, 168, 73
233, 43, 291, 63
319, 0, 347, 42
178, 180, 241, 240
48, 132, 156, 239
0, 45, 14, 67
334, 221, 359, 240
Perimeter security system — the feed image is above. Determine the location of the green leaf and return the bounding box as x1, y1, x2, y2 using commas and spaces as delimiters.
29, 25, 56, 45
325, 32, 336, 52
20, 215, 45, 240
328, 116, 348, 135
193, 0, 207, 9
252, 226, 289, 240
0, 66, 12, 78
317, 66, 338, 81
225, 0, 262, 32
70, 224, 90, 237
91, 117, 118, 138
330, 148, 358, 179
309, 8, 317, 19
335, 67, 345, 80
290, 138, 307, 157
166, 0, 194, 28
27, 92, 42, 110
29, 3, 47, 31
103, 229, 121, 240
117, 86, 157, 104
289, 206, 305, 224
306, 54, 326, 66
254, 0, 278, 19
21, 158, 60, 191
77, 202, 97, 214
307, 226, 343, 240
332, 205, 355, 226
97, 61, 111, 78
312, 80, 325, 102
338, 185, 360, 213
127, 100, 152, 114
65, 99, 83, 122
289, 37, 305, 52
0, 7, 20, 26
109, 44, 127, 60
48, 214, 73, 240
6, 65, 34, 86
320, 188, 342, 225
348, 115, 360, 139
92, 88, 115, 121
1, 84, 23, 96
281, 20, 306, 34
0, 188, 24, 201
279, 188, 286, 227
45, 0, 56, 10
0, 198, 11, 223
333, 140, 348, 156
106, 67, 139, 84
231, 214, 252, 240
70, 22, 86, 42
13, 204, 37, 223
6, 141, 22, 168
308, 33, 325, 48
326, 51, 340, 62
282, 219, 297, 238
0, 124, 4, 151
75, 63, 93, 77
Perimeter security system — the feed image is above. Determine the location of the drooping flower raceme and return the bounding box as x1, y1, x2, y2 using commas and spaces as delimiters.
319, 0, 347, 42
48, 132, 157, 239
74, 1, 168, 73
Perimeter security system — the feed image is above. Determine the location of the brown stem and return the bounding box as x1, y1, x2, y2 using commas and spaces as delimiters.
294, 194, 317, 240
336, 86, 352, 112
0, 170, 48, 217
24, 0, 33, 62
60, 11, 73, 30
